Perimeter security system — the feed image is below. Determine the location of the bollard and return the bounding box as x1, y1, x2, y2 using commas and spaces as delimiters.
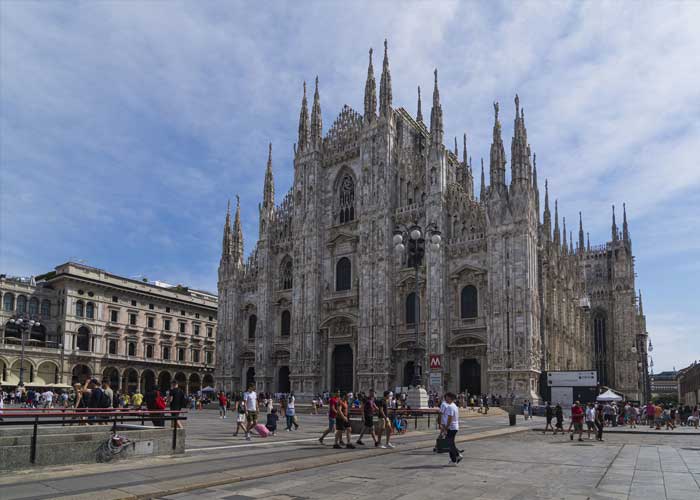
172, 415, 178, 450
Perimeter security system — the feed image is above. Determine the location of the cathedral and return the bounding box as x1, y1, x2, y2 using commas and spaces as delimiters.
216, 41, 650, 402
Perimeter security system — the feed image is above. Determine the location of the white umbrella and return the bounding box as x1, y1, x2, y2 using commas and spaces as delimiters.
596, 389, 623, 402
201, 386, 216, 393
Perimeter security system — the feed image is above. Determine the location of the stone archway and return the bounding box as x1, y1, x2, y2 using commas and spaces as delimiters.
278, 366, 291, 393
71, 364, 92, 386
102, 366, 120, 390
158, 371, 172, 392
202, 373, 214, 389
123, 368, 139, 394
36, 361, 59, 386
460, 358, 481, 395
141, 369, 156, 393
174, 372, 187, 391
188, 373, 201, 394
332, 344, 353, 393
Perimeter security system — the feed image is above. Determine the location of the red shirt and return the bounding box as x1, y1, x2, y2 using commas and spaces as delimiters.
218, 394, 227, 405
571, 405, 584, 423
328, 396, 339, 418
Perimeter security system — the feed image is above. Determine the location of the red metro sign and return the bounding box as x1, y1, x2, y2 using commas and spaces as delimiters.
429, 355, 442, 370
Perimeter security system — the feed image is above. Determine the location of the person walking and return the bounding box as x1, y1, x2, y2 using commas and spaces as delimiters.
168, 381, 186, 429
319, 390, 339, 445
243, 384, 259, 441
376, 390, 394, 449
594, 402, 605, 441
570, 401, 584, 442
356, 389, 379, 446
218, 392, 228, 419
286, 391, 299, 431
553, 403, 564, 435
441, 392, 461, 466
543, 402, 554, 434
334, 392, 354, 449
233, 398, 247, 436
585, 403, 596, 440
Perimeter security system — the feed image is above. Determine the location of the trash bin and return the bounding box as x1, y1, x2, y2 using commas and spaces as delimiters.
509, 413, 516, 426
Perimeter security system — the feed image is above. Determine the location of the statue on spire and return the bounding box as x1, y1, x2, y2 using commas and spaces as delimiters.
364, 48, 377, 123
379, 39, 392, 117
310, 76, 322, 148
429, 68, 444, 146
297, 81, 310, 153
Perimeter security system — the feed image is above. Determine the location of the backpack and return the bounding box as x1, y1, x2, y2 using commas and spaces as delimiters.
94, 388, 110, 408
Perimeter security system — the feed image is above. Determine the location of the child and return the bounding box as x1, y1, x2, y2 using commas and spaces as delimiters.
266, 408, 279, 436
233, 399, 247, 437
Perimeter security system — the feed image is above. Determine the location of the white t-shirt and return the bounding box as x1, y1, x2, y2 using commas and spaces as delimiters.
287, 395, 295, 409
585, 407, 595, 422
442, 402, 459, 430
42, 391, 53, 403
244, 391, 257, 412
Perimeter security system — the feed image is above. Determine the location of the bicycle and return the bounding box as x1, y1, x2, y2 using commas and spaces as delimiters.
392, 415, 408, 434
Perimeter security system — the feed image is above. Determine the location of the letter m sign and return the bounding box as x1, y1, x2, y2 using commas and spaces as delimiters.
429, 355, 442, 370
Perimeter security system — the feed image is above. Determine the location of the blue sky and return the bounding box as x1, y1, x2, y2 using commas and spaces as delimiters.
1, 1, 699, 373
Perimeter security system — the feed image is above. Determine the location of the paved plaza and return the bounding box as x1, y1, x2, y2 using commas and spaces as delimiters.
0, 410, 699, 500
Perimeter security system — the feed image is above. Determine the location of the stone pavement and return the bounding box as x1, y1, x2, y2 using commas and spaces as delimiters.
157, 428, 700, 500
0, 410, 529, 500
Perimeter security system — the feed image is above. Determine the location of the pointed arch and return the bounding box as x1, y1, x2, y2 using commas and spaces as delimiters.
334, 168, 356, 224
280, 255, 293, 290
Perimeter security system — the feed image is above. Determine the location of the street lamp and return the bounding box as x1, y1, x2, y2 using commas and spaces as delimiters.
8, 317, 40, 386
393, 221, 441, 387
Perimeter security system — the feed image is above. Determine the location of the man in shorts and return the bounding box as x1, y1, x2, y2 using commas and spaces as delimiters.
570, 401, 584, 442
376, 390, 394, 449
243, 384, 259, 441
356, 389, 378, 446
585, 402, 596, 439
334, 392, 355, 449
319, 390, 339, 444
543, 401, 554, 434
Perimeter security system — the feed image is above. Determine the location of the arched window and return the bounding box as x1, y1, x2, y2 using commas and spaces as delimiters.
593, 313, 607, 386
3, 293, 14, 312
75, 300, 84, 317
248, 314, 257, 340
406, 292, 420, 325
146, 344, 154, 358
281, 310, 291, 336
108, 339, 117, 354
17, 295, 27, 314
336, 257, 352, 291
460, 285, 478, 319
40, 300, 51, 317
28, 297, 39, 316
76, 326, 90, 352
281, 257, 293, 289
128, 342, 136, 356
163, 346, 170, 360
85, 302, 95, 319
338, 174, 355, 223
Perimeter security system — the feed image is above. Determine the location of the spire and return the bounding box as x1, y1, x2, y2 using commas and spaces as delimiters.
364, 48, 377, 123
533, 154, 540, 214
638, 290, 644, 315
221, 199, 232, 261
480, 159, 486, 202
563, 217, 568, 254
463, 133, 468, 165
263, 142, 275, 209
489, 101, 506, 187
416, 86, 423, 123
310, 76, 322, 148
542, 179, 551, 242
611, 205, 618, 242
587, 232, 590, 252
429, 69, 444, 146
553, 199, 561, 248
232, 195, 243, 265
454, 136, 458, 157
510, 94, 531, 187
623, 202, 630, 242
297, 81, 310, 153
578, 212, 585, 253
379, 39, 392, 117
569, 231, 574, 255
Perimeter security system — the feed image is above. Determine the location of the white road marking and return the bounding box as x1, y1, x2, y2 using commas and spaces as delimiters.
188, 437, 318, 451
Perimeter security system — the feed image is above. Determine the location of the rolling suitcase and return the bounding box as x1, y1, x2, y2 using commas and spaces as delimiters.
254, 423, 271, 437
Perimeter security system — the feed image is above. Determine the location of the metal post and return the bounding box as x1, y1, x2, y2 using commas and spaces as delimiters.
30, 415, 38, 464
172, 414, 178, 450
19, 327, 26, 386
413, 256, 421, 387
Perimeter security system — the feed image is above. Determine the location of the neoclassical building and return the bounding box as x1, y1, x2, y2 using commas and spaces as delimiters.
1, 262, 217, 394
216, 42, 650, 402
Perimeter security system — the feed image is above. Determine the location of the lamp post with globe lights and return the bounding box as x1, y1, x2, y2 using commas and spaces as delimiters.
392, 222, 441, 389
8, 316, 40, 386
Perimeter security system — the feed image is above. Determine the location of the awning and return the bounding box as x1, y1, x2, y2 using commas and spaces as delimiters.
596, 389, 623, 401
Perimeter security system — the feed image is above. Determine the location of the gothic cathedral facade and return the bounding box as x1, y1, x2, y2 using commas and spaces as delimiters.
216, 42, 649, 402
